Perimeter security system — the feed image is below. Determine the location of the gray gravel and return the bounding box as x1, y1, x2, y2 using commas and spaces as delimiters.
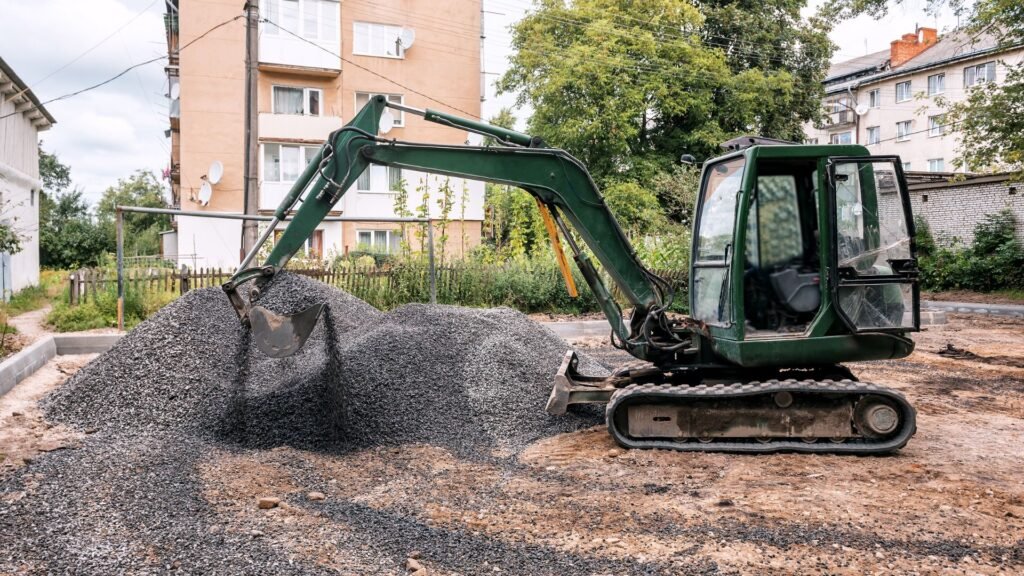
3, 273, 653, 575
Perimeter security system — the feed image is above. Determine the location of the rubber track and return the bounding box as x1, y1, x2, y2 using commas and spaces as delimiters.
605, 379, 917, 454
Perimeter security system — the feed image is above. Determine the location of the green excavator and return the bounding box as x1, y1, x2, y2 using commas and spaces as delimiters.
223, 95, 919, 454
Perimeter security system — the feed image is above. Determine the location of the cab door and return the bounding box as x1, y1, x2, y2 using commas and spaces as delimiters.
826, 156, 919, 332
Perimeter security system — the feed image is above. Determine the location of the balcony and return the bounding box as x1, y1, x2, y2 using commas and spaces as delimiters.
259, 113, 342, 142
260, 25, 339, 73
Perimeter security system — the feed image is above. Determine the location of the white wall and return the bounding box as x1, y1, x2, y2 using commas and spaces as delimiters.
0, 162, 39, 293
175, 216, 241, 269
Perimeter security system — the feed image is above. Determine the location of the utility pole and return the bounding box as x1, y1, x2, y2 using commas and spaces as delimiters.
241, 0, 260, 258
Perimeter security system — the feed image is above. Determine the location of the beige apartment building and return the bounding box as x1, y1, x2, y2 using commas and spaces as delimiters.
164, 0, 483, 268
805, 27, 1024, 173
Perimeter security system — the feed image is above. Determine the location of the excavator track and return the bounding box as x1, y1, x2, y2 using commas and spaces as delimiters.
606, 379, 916, 454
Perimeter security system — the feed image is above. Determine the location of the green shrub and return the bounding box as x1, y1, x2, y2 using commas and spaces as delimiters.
919, 209, 1024, 292
46, 302, 109, 332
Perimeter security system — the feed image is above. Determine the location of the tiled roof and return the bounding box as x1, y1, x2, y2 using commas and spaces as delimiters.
823, 31, 1015, 94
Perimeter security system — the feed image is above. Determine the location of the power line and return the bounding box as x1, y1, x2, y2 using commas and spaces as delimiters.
0, 14, 245, 122
20, 0, 161, 96
261, 17, 482, 119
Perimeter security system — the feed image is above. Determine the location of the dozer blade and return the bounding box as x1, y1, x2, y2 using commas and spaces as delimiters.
248, 303, 325, 358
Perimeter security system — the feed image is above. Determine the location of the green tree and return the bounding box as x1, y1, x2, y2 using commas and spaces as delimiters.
95, 171, 171, 257
37, 147, 107, 268
498, 0, 833, 185
39, 189, 109, 269
602, 181, 665, 237
650, 164, 701, 226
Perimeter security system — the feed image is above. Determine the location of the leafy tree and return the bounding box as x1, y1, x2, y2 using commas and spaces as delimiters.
498, 0, 833, 185
650, 164, 701, 226
39, 189, 109, 269
38, 143, 71, 193
602, 181, 665, 237
96, 171, 171, 257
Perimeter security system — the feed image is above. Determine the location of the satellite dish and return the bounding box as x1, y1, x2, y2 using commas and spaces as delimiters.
198, 181, 213, 206
398, 28, 416, 49
855, 103, 870, 116
208, 160, 224, 185
169, 82, 180, 100
379, 109, 395, 135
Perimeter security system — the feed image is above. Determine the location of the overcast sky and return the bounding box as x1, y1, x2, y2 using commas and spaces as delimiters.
0, 0, 962, 206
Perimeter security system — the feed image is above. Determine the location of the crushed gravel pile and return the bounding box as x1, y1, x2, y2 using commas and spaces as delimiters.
44, 272, 605, 456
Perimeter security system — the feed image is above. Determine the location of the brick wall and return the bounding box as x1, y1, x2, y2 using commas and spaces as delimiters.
905, 175, 1024, 246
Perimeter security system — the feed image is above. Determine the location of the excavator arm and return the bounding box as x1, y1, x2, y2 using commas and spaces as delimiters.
223, 95, 686, 361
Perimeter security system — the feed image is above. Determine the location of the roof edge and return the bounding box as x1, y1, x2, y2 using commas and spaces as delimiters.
0, 56, 56, 126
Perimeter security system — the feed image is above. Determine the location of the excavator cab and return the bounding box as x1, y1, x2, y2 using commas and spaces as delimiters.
690, 144, 920, 367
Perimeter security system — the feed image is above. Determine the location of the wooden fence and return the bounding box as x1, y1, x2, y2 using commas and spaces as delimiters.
68, 265, 689, 310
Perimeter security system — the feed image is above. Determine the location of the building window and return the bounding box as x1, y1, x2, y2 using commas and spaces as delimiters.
928, 115, 945, 137
263, 0, 338, 43
356, 165, 403, 193
354, 92, 404, 126
353, 21, 406, 58
895, 81, 912, 102
263, 143, 321, 183
829, 131, 852, 145
902, 162, 911, 171
868, 89, 880, 108
356, 229, 400, 253
928, 158, 945, 172
927, 73, 945, 96
964, 61, 997, 87
866, 126, 880, 145
896, 120, 912, 142
272, 86, 321, 116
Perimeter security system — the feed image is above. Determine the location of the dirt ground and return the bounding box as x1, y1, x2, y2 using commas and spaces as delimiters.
5, 315, 1024, 574
922, 290, 1024, 306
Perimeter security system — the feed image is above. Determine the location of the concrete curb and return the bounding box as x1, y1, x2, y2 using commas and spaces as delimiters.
0, 333, 124, 399
922, 300, 1024, 318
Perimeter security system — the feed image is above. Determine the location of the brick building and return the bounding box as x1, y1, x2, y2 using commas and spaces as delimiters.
163, 0, 484, 268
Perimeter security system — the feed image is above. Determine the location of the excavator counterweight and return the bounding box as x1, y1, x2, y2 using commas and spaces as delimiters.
224, 95, 919, 454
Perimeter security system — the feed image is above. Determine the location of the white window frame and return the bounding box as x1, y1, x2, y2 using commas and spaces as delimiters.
964, 61, 997, 88
927, 73, 945, 96
356, 165, 404, 194
928, 115, 945, 137
896, 120, 912, 142
354, 92, 404, 126
262, 142, 322, 183
271, 85, 322, 116
356, 229, 399, 253
927, 158, 945, 172
868, 89, 880, 108
353, 21, 406, 59
263, 0, 338, 43
829, 131, 852, 145
866, 126, 880, 145
895, 81, 912, 103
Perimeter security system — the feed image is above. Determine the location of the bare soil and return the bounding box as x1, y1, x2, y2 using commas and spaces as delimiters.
923, 290, 1024, 306
7, 314, 1024, 574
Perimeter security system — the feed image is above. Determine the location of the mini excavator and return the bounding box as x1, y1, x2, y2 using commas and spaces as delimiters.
223, 95, 919, 454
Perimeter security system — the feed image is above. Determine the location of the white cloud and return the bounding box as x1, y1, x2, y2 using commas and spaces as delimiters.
0, 0, 169, 205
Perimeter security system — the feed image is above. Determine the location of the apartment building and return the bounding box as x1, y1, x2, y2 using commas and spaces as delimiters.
805, 28, 1024, 173
164, 0, 483, 268
0, 56, 53, 295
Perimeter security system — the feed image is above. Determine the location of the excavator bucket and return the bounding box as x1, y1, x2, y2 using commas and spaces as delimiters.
248, 303, 325, 358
